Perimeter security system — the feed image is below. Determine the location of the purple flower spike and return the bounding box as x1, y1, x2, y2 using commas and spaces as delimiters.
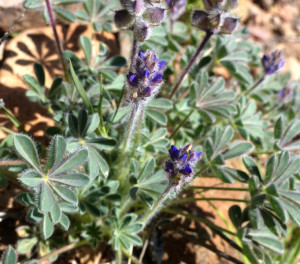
150, 73, 163, 83
169, 145, 180, 160
165, 143, 202, 191
126, 50, 166, 103
262, 50, 285, 75
180, 165, 193, 175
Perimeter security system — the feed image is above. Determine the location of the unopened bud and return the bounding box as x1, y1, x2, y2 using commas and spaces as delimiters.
134, 21, 150, 42
120, 0, 145, 15
114, 9, 135, 28
219, 17, 238, 34
191, 10, 211, 32
143, 7, 165, 25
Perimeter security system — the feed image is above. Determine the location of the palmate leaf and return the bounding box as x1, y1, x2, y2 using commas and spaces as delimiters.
194, 71, 236, 123
235, 97, 264, 140
14, 135, 89, 239
111, 214, 144, 250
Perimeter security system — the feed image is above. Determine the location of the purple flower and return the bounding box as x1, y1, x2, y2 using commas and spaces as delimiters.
262, 50, 285, 75
165, 144, 202, 190
277, 84, 294, 104
126, 50, 166, 103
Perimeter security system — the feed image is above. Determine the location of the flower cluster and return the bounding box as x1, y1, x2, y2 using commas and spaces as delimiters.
191, 0, 238, 34
166, 0, 186, 21
262, 50, 285, 75
114, 0, 165, 42
277, 83, 294, 104
165, 144, 202, 190
126, 50, 166, 104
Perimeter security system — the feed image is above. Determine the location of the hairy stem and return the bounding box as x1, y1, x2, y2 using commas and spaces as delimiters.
45, 0, 70, 83
129, 38, 139, 72
169, 31, 213, 99
38, 239, 88, 263
140, 185, 171, 225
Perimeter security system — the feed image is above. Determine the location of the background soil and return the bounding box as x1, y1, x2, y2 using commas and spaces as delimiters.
0, 0, 299, 263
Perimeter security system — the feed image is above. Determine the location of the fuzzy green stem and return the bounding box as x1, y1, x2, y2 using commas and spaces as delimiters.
163, 208, 236, 236
122, 248, 141, 264
38, 239, 88, 263
117, 247, 122, 264
97, 74, 108, 137
130, 38, 139, 72
169, 31, 213, 99
119, 103, 142, 185
45, 0, 70, 83
0, 160, 25, 166
140, 185, 171, 225
169, 197, 249, 204
170, 109, 194, 139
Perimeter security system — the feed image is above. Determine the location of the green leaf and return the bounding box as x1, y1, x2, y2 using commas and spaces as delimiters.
249, 207, 262, 229
50, 200, 61, 224
2, 246, 17, 264
24, 75, 42, 95
280, 120, 300, 148
26, 208, 43, 223
274, 116, 283, 139
242, 156, 261, 180
15, 192, 35, 207
19, 170, 43, 187
34, 63, 45, 87
17, 237, 38, 254
212, 165, 234, 183
264, 155, 278, 184
223, 141, 254, 160
101, 56, 126, 68
52, 185, 78, 204
146, 109, 167, 125
59, 213, 70, 230
40, 183, 55, 212
139, 158, 155, 182
268, 195, 289, 223
14, 134, 40, 171
50, 148, 88, 175
80, 36, 92, 66
229, 205, 242, 228
249, 229, 284, 254
42, 213, 54, 239
50, 173, 89, 187
53, 7, 77, 22
69, 60, 94, 113
46, 135, 67, 170
148, 98, 173, 110
86, 137, 117, 150
280, 199, 300, 225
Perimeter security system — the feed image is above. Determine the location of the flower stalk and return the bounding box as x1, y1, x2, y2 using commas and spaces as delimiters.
45, 0, 70, 83
169, 31, 213, 99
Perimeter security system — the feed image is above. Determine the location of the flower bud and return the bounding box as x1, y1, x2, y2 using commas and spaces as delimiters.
262, 50, 285, 75
114, 9, 135, 28
120, 0, 145, 15
143, 7, 165, 25
219, 17, 238, 34
134, 21, 150, 42
191, 10, 211, 32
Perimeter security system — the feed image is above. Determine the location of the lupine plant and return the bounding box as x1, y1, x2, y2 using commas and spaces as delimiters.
1, 0, 300, 263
